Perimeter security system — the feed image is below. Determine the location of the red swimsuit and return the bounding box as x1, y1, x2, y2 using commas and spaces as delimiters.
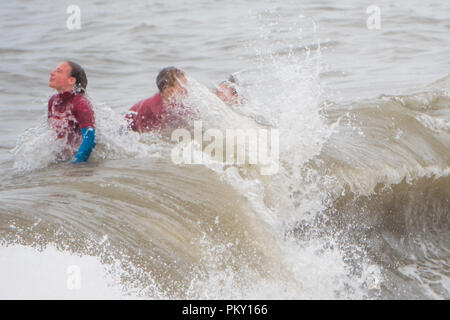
48, 91, 95, 149
126, 93, 196, 133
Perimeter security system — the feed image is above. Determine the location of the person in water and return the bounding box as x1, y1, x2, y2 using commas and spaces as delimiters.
48, 61, 96, 163
125, 66, 190, 133
215, 74, 241, 106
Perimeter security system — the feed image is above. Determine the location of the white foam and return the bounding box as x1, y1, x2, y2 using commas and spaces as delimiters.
0, 244, 131, 299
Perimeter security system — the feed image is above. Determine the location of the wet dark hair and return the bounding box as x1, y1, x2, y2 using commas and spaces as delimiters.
156, 66, 185, 93
228, 74, 239, 85
66, 60, 88, 95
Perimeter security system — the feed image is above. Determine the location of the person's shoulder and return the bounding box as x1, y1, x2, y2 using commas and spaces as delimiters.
73, 93, 93, 107
142, 93, 162, 106
73, 93, 91, 103
132, 93, 161, 112
72, 94, 94, 115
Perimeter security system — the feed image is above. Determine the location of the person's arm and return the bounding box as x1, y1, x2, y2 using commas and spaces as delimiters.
71, 126, 96, 163
71, 96, 96, 163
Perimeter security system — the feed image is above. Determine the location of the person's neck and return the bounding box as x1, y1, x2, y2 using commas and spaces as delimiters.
57, 86, 75, 94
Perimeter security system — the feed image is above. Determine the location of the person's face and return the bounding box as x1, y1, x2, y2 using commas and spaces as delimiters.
216, 83, 238, 105
49, 62, 75, 92
163, 75, 188, 102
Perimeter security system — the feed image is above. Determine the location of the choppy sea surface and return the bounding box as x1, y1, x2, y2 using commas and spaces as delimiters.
0, 0, 449, 299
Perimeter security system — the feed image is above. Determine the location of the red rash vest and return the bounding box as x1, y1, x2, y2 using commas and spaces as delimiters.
47, 91, 95, 147
125, 93, 165, 133
126, 92, 198, 133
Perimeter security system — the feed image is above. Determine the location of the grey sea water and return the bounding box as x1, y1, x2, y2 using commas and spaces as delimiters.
0, 0, 449, 299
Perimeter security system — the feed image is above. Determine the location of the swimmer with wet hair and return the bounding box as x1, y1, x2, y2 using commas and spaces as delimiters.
125, 66, 189, 133
48, 60, 96, 163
